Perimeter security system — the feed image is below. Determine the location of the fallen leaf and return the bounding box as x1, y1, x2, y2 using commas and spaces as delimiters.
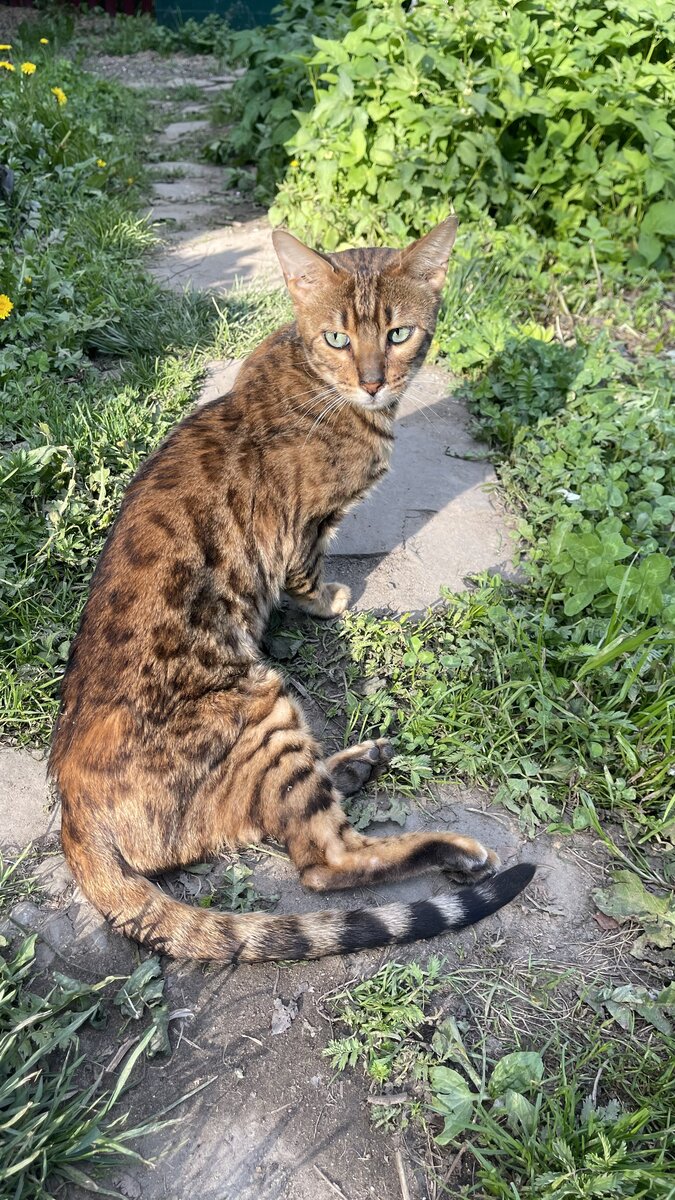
271, 996, 298, 1035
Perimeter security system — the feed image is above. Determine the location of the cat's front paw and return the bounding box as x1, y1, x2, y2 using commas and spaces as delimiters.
323, 581, 351, 616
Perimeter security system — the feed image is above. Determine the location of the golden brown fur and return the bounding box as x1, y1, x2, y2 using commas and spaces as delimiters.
49, 219, 535, 962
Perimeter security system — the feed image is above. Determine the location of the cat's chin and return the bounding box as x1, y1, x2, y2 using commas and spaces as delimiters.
350, 388, 398, 412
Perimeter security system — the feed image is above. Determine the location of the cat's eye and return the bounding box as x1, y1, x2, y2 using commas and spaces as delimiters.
324, 331, 351, 349
388, 326, 414, 344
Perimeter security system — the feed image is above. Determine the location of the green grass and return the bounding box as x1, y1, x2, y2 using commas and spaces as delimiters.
324, 961, 675, 1198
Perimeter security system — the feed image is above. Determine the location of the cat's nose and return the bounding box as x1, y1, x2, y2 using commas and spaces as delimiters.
361, 379, 384, 396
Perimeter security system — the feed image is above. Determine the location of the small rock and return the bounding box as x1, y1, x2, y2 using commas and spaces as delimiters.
9, 899, 43, 931
112, 1172, 142, 1200
40, 913, 75, 954
34, 941, 56, 970
33, 855, 72, 899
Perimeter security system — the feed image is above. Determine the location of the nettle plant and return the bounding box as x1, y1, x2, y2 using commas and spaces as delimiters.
270, 0, 675, 260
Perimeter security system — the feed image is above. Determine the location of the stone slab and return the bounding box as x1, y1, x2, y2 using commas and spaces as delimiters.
0, 748, 58, 849
150, 219, 284, 291
161, 119, 211, 142
327, 366, 515, 610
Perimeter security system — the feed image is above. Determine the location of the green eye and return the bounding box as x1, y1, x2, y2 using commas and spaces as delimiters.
324, 331, 351, 349
388, 326, 414, 344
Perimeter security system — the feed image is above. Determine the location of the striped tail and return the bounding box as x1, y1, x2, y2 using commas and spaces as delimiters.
67, 839, 536, 962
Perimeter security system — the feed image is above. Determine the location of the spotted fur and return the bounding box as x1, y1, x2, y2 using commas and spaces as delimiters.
49, 219, 535, 962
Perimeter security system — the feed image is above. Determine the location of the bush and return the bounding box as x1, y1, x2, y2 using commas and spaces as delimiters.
266, 0, 675, 264
204, 0, 353, 197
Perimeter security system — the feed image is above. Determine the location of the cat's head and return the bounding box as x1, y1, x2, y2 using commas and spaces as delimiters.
272, 217, 457, 411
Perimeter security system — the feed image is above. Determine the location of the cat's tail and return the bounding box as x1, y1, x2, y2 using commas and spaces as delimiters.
62, 833, 535, 962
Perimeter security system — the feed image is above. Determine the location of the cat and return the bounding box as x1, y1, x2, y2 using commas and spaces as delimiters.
49, 217, 535, 963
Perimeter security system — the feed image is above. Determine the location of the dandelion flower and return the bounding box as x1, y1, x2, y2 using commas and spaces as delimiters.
51, 86, 67, 105
21, 61, 36, 75
290, 159, 299, 168
0, 60, 15, 71
96, 158, 107, 168
0, 294, 14, 320
0, 44, 11, 50
40, 37, 49, 44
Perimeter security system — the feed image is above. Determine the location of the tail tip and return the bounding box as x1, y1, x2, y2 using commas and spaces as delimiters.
502, 860, 537, 891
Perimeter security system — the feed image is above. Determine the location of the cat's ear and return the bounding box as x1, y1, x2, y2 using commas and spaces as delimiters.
272, 229, 337, 296
398, 216, 458, 292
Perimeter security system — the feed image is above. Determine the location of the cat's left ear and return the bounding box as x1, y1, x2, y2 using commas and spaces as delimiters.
272, 228, 338, 296
397, 216, 458, 292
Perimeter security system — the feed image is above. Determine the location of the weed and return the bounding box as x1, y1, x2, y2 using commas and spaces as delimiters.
0, 931, 176, 1197
326, 962, 675, 1198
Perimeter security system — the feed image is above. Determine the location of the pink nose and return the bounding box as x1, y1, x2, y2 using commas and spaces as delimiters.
361, 380, 384, 396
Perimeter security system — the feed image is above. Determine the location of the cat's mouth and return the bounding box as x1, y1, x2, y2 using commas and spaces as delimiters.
351, 384, 396, 411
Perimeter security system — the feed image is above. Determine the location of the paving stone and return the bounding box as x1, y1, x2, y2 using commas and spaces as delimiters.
147, 202, 220, 227
152, 178, 222, 203
33, 854, 72, 899
161, 119, 211, 143
150, 218, 284, 291
9, 899, 44, 931
39, 912, 76, 954
0, 747, 58, 849
327, 366, 517, 610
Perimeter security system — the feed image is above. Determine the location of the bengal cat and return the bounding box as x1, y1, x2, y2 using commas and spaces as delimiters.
49, 217, 535, 962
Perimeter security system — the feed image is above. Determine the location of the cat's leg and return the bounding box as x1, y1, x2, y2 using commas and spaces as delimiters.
198, 671, 496, 891
292, 816, 500, 893
284, 536, 350, 618
267, 754, 499, 891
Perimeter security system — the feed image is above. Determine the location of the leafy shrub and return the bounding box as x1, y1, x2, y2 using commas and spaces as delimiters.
205, 0, 353, 197
268, 0, 675, 262
99, 12, 233, 57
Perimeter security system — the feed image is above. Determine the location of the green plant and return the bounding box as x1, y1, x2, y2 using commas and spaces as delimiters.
0, 934, 172, 1197
327, 961, 675, 1199
204, 0, 353, 197
98, 12, 233, 58
269, 0, 675, 263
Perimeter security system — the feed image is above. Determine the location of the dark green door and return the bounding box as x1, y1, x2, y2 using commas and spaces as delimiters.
155, 0, 278, 30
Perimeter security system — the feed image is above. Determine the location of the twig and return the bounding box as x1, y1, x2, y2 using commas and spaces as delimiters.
313, 1165, 348, 1199
367, 1092, 409, 1106
445, 1143, 468, 1180
395, 1149, 411, 1200
589, 240, 603, 297
104, 1035, 139, 1074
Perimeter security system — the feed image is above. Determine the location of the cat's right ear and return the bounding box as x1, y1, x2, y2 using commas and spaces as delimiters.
272, 229, 337, 298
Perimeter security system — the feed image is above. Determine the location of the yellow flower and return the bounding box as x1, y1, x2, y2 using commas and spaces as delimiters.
25, 275, 32, 284
0, 294, 14, 320
0, 44, 11, 50
40, 37, 49, 44
126, 176, 135, 185
96, 158, 107, 168
21, 61, 36, 75
51, 86, 67, 105
0, 60, 15, 71
290, 159, 299, 168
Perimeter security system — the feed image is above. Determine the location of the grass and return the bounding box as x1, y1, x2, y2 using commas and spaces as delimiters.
0, 858, 170, 1198
323, 960, 675, 1199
